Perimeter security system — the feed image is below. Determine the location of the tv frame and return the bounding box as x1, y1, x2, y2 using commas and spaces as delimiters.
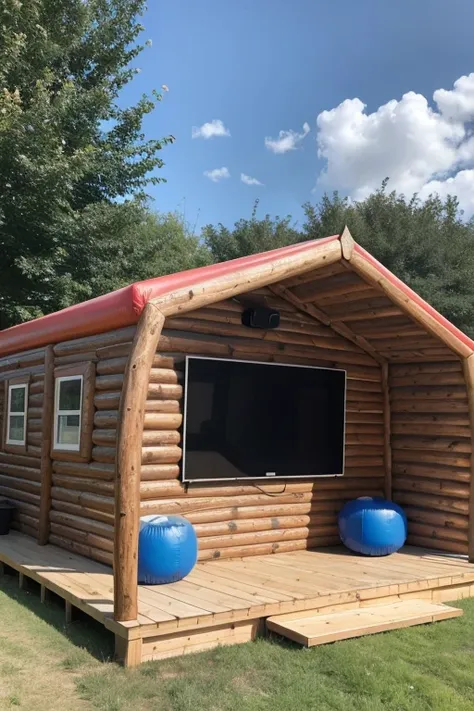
182, 355, 347, 484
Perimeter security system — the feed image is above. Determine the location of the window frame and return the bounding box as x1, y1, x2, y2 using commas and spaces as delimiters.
3, 375, 30, 454
53, 374, 83, 452
51, 362, 95, 462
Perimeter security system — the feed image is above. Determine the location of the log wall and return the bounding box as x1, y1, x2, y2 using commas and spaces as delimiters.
390, 361, 471, 554
0, 348, 46, 537
139, 289, 385, 561
1, 272, 472, 569
47, 326, 136, 565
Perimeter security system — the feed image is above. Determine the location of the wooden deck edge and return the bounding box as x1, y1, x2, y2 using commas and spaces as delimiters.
2, 535, 474, 666
2, 540, 474, 646
263, 580, 474, 626
0, 546, 129, 639
117, 619, 263, 667
127, 573, 474, 640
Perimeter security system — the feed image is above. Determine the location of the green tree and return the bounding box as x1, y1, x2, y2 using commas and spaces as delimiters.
202, 185, 474, 336
0, 0, 173, 328
202, 200, 301, 263
61, 208, 211, 306
304, 183, 474, 336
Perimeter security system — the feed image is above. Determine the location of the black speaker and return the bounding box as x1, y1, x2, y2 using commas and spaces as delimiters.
241, 307, 280, 329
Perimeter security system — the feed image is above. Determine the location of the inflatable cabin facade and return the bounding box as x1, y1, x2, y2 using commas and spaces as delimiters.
0, 228, 474, 624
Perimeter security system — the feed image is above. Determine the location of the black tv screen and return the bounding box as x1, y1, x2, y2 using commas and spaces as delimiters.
183, 356, 346, 482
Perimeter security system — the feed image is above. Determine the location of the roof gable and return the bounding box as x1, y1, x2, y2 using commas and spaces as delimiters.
0, 230, 472, 360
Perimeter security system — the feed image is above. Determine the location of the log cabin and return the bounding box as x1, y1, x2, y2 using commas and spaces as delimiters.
0, 227, 474, 665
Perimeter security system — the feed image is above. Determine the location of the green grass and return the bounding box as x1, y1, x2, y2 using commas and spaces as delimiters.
1, 569, 474, 710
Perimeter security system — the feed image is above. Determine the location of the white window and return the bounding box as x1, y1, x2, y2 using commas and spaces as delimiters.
6, 384, 28, 445
53, 375, 83, 451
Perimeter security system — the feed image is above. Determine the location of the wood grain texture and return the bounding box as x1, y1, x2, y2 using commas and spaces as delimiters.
38, 346, 54, 544
266, 599, 462, 647
2, 228, 474, 581
1, 531, 473, 665
151, 237, 342, 316
137, 291, 385, 560
390, 360, 471, 556
268, 283, 384, 364
382, 362, 392, 500
114, 303, 166, 622
345, 246, 473, 359
463, 354, 474, 562
44, 327, 133, 562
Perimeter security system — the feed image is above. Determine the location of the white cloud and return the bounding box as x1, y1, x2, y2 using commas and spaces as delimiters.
192, 119, 230, 139
433, 74, 474, 122
315, 73, 474, 215
204, 167, 230, 182
241, 173, 264, 186
418, 170, 474, 214
265, 122, 310, 154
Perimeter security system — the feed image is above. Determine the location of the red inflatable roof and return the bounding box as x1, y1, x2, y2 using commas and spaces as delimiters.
0, 236, 339, 357
351, 242, 474, 353
0, 233, 473, 357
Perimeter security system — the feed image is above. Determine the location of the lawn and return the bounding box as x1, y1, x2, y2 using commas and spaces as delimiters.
1, 570, 474, 711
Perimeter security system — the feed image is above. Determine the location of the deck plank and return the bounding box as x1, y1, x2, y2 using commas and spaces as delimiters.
188, 568, 283, 606
267, 600, 463, 646
256, 553, 408, 587
0, 531, 473, 648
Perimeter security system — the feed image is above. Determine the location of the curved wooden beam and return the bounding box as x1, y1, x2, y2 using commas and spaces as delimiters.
114, 302, 165, 621
341, 228, 473, 359
151, 239, 343, 316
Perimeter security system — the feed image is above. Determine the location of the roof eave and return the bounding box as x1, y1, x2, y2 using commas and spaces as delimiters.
150, 236, 343, 316
340, 227, 474, 359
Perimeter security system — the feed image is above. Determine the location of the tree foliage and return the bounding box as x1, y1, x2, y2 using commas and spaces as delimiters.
2, 2, 473, 346
202, 200, 302, 263
201, 186, 474, 337
64, 208, 211, 305
304, 183, 474, 336
0, 0, 173, 328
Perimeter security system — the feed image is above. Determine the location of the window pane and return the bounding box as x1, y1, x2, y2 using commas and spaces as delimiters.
9, 415, 25, 442
57, 414, 80, 446
10, 387, 25, 413
59, 379, 82, 411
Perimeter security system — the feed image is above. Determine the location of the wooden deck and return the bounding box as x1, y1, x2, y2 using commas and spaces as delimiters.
1, 531, 474, 665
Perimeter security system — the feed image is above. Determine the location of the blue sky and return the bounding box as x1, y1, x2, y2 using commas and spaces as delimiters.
122, 0, 474, 231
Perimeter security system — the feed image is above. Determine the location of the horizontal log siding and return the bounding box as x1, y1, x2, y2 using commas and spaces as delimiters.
0, 348, 45, 537
3, 283, 469, 569
390, 361, 471, 554
140, 291, 384, 561
49, 326, 136, 565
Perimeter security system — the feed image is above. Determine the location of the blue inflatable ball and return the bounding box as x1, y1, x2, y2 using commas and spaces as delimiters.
338, 497, 407, 556
138, 515, 198, 584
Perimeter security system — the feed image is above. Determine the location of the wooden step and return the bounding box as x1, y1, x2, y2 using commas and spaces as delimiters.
266, 599, 462, 647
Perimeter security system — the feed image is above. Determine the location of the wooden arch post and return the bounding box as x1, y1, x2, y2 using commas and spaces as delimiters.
113, 236, 343, 622
114, 302, 165, 621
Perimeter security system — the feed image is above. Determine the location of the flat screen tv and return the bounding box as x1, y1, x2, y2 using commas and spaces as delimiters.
182, 356, 346, 483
